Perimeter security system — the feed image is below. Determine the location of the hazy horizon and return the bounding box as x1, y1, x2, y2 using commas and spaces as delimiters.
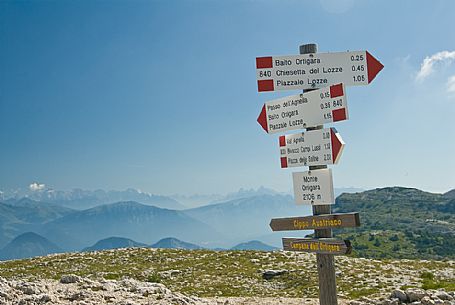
0, 184, 451, 199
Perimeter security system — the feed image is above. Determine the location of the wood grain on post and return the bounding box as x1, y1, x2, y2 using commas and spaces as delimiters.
301, 43, 339, 305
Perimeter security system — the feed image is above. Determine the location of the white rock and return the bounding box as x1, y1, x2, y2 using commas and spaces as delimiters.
391, 289, 408, 302
422, 296, 436, 305
435, 291, 452, 301
407, 288, 427, 302
60, 274, 81, 284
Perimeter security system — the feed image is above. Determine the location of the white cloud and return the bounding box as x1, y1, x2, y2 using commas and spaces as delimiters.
447, 75, 455, 94
29, 182, 46, 191
416, 50, 455, 81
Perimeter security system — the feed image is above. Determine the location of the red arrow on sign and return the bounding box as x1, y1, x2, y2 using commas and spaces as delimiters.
330, 128, 343, 164
366, 51, 384, 83
257, 105, 268, 132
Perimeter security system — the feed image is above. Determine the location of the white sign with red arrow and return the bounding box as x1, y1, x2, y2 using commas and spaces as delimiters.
279, 128, 344, 168
257, 83, 348, 134
256, 50, 383, 92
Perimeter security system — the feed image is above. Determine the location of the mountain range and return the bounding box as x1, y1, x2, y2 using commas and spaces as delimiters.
151, 237, 202, 249
0, 233, 279, 260
0, 232, 62, 260
0, 191, 312, 254
231, 240, 278, 251
0, 186, 453, 260
2, 188, 184, 210
170, 186, 365, 208
38, 201, 222, 251
334, 187, 455, 259
0, 186, 365, 210
0, 198, 74, 247
82, 237, 148, 252
184, 194, 311, 242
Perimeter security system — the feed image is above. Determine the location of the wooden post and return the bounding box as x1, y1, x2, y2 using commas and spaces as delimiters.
300, 43, 338, 305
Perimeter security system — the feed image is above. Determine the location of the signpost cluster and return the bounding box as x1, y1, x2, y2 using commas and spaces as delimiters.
255, 43, 383, 305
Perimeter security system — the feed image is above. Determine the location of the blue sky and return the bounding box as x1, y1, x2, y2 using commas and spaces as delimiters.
1, 0, 454, 195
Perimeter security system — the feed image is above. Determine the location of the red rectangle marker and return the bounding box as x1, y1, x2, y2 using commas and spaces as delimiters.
332, 108, 347, 122
258, 80, 274, 92
256, 56, 273, 69
329, 83, 344, 98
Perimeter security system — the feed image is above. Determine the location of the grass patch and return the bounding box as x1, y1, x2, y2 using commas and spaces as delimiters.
421, 272, 455, 291
347, 288, 380, 299
146, 273, 162, 283
0, 248, 453, 298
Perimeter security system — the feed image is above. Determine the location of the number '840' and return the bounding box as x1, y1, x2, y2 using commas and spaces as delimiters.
259, 71, 271, 77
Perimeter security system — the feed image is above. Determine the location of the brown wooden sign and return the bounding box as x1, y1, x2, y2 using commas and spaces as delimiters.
282, 238, 352, 255
270, 212, 360, 231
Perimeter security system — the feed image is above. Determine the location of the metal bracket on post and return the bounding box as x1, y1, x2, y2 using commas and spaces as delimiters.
300, 43, 338, 305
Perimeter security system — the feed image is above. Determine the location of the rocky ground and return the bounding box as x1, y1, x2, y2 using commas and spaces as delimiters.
0, 275, 454, 305
0, 248, 453, 304
350, 288, 455, 305
0, 275, 333, 305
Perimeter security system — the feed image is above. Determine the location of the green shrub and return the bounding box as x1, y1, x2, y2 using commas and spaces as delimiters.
146, 273, 162, 283
389, 234, 399, 242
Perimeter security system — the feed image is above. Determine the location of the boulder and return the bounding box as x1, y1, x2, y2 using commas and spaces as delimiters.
391, 289, 408, 302
421, 296, 436, 305
434, 291, 452, 301
261, 269, 288, 280
407, 288, 427, 302
60, 274, 80, 284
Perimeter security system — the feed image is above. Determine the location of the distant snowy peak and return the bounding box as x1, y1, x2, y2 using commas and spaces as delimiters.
171, 186, 287, 208
444, 189, 455, 199
224, 186, 282, 201
1, 188, 185, 210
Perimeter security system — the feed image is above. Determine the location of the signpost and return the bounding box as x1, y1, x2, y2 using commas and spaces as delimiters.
270, 212, 360, 231
257, 83, 348, 134
292, 169, 334, 205
256, 42, 383, 305
279, 128, 345, 168
256, 50, 383, 92
282, 238, 352, 255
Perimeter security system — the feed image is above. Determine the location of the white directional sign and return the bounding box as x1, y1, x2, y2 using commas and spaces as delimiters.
279, 128, 344, 168
257, 83, 348, 134
256, 50, 383, 92
292, 169, 334, 205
